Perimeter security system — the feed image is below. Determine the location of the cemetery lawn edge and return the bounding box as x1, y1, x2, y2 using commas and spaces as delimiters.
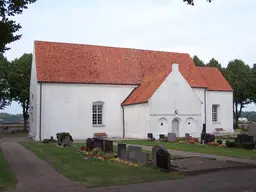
116, 140, 256, 160
19, 142, 184, 188
0, 150, 17, 191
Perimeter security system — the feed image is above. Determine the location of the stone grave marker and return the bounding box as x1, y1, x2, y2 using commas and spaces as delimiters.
168, 133, 176, 142
159, 134, 165, 139
148, 133, 153, 140
156, 146, 171, 172
104, 140, 113, 152
152, 145, 163, 168
118, 143, 126, 158
120, 150, 128, 160
127, 145, 142, 162
248, 122, 256, 141
93, 138, 104, 150
86, 138, 94, 151
137, 152, 149, 166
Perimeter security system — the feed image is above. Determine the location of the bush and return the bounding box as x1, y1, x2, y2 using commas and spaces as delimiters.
187, 140, 196, 144
241, 143, 256, 150
235, 134, 254, 144
216, 140, 223, 145
56, 132, 73, 146
176, 137, 186, 142
193, 138, 199, 143
207, 142, 219, 147
225, 140, 236, 148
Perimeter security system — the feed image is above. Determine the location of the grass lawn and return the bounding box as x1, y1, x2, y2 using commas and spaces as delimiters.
20, 142, 184, 188
0, 150, 16, 191
116, 140, 256, 160
0, 132, 28, 138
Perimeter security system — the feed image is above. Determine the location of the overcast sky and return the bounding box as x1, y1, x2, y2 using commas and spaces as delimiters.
2, 0, 256, 114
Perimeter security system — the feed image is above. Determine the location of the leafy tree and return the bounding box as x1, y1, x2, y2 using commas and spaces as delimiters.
184, 0, 212, 5
8, 53, 31, 131
0, 53, 10, 109
206, 58, 226, 75
225, 59, 253, 129
192, 55, 205, 66
251, 63, 256, 103
0, 0, 37, 53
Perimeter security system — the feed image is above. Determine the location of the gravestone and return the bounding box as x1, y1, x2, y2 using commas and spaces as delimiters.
148, 133, 153, 140
118, 143, 126, 158
156, 147, 171, 172
63, 137, 72, 147
127, 146, 142, 162
86, 138, 94, 151
168, 133, 176, 142
120, 150, 128, 160
159, 134, 165, 139
93, 138, 104, 150
152, 145, 163, 168
104, 140, 113, 152
137, 152, 149, 165
248, 122, 256, 141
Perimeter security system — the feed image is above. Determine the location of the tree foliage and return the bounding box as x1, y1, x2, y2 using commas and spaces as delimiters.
8, 53, 31, 131
0, 0, 37, 53
183, 0, 213, 6
193, 55, 205, 66
225, 59, 253, 128
0, 53, 10, 109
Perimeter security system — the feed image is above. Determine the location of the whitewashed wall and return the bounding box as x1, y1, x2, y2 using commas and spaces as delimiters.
148, 64, 203, 138
40, 83, 136, 140
29, 50, 41, 140
123, 103, 149, 138
206, 91, 233, 133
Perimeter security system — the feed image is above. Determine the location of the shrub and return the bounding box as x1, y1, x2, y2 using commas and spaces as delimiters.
56, 132, 73, 146
235, 134, 254, 144
225, 140, 236, 148
241, 143, 256, 150
216, 140, 223, 145
193, 138, 199, 143
176, 137, 186, 142
80, 146, 86, 151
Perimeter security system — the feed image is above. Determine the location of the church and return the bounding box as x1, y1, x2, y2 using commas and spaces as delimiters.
29, 41, 233, 141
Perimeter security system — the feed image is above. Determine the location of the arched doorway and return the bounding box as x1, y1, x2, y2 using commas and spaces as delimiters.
172, 118, 179, 137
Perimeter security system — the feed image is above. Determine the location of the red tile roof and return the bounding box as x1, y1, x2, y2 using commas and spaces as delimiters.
34, 41, 206, 87
197, 67, 233, 91
34, 41, 232, 106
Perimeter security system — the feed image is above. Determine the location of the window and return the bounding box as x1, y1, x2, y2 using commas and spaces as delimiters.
92, 101, 104, 126
212, 105, 219, 122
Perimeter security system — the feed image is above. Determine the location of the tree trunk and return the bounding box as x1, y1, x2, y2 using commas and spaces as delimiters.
23, 115, 28, 132
234, 101, 244, 130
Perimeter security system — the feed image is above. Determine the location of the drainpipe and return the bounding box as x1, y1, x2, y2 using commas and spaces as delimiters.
204, 88, 207, 132
39, 83, 42, 141
122, 106, 125, 138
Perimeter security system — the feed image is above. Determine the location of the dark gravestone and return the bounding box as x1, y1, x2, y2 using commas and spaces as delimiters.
148, 133, 153, 140
137, 152, 149, 165
152, 145, 163, 168
127, 146, 142, 162
159, 134, 165, 139
156, 147, 171, 172
104, 140, 113, 152
168, 133, 176, 142
120, 150, 128, 160
93, 138, 104, 150
118, 143, 126, 158
86, 138, 94, 151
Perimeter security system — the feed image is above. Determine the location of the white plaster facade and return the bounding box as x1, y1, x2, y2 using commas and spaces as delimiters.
29, 44, 233, 141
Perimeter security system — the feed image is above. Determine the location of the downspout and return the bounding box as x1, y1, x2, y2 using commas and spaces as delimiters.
39, 83, 42, 141
204, 88, 207, 132
122, 105, 125, 138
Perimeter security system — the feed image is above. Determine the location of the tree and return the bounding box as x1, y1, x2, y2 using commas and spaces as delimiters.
0, 53, 10, 109
8, 53, 31, 131
192, 55, 205, 66
0, 0, 37, 53
206, 58, 225, 75
225, 59, 253, 129
183, 0, 213, 5
251, 63, 256, 103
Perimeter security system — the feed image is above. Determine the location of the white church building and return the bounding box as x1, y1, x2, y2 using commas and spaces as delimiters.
29, 41, 233, 141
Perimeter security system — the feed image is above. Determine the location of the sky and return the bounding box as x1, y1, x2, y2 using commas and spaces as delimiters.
2, 0, 256, 114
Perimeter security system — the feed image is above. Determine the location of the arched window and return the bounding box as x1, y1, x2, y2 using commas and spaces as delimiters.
92, 101, 104, 126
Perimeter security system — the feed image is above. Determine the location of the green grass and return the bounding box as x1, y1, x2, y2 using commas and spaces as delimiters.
0, 150, 17, 191
116, 140, 256, 160
0, 132, 28, 138
20, 142, 183, 188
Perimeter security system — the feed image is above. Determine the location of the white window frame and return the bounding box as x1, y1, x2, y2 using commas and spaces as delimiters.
212, 104, 219, 123
92, 101, 104, 127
